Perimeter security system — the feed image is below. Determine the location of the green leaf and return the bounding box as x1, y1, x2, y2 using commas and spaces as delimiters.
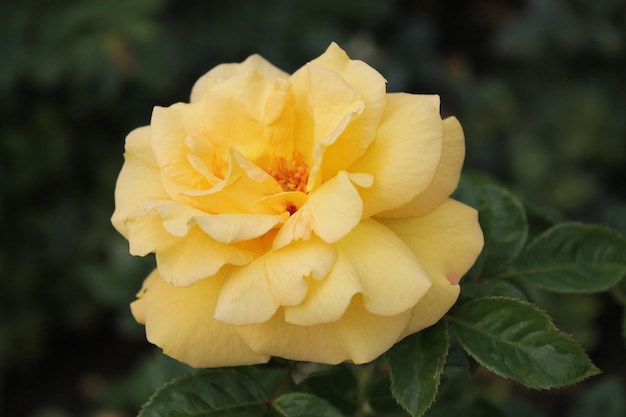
271, 393, 344, 417
510, 223, 626, 293
477, 185, 528, 275
461, 279, 527, 300
447, 297, 599, 389
138, 369, 268, 417
388, 320, 449, 417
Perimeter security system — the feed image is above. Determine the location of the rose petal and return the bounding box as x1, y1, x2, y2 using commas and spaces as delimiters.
125, 210, 178, 256
273, 171, 367, 248
131, 269, 270, 367
111, 126, 169, 238
156, 227, 257, 287
194, 213, 287, 244
215, 237, 336, 325
336, 219, 431, 316
198, 69, 295, 169
292, 63, 365, 190
190, 54, 289, 102
150, 102, 212, 196
378, 198, 484, 335
350, 93, 444, 217
379, 116, 465, 218
284, 247, 364, 326
311, 43, 387, 181
235, 298, 412, 365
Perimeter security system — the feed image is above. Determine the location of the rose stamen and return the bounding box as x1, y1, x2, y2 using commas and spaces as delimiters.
267, 151, 309, 193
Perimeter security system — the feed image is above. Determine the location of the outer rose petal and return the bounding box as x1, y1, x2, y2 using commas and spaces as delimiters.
156, 227, 258, 287
349, 93, 444, 218
111, 126, 169, 238
378, 198, 484, 336
379, 116, 465, 218
335, 219, 431, 316
215, 237, 337, 325
284, 247, 364, 325
190, 54, 289, 102
284, 219, 432, 325
125, 210, 179, 256
131, 269, 270, 368
235, 297, 413, 365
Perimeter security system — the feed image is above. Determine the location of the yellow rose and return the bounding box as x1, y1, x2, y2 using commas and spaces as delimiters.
111, 43, 483, 367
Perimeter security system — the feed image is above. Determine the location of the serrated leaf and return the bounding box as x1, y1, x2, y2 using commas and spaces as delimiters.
509, 223, 626, 293
387, 320, 449, 417
138, 369, 268, 417
271, 393, 344, 417
478, 185, 528, 275
447, 297, 599, 389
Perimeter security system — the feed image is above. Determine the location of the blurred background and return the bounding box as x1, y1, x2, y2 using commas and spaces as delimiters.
1, 0, 625, 416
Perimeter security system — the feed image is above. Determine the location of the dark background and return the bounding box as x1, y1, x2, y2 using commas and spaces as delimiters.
1, 1, 625, 416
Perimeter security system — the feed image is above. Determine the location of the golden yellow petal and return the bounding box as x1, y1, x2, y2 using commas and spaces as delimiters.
235, 297, 412, 365
198, 70, 295, 169
215, 237, 336, 326
273, 171, 365, 248
185, 148, 283, 215
190, 54, 289, 102
378, 116, 465, 218
284, 246, 363, 326
378, 199, 483, 335
125, 209, 179, 256
350, 93, 444, 217
194, 213, 287, 244
335, 219, 432, 316
155, 227, 257, 287
150, 102, 212, 196
111, 126, 169, 238
311, 43, 388, 181
134, 269, 270, 367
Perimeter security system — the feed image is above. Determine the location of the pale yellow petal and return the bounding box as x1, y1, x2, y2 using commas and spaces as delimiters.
379, 199, 484, 334
125, 210, 178, 256
336, 219, 432, 316
140, 200, 205, 237
155, 227, 257, 287
111, 126, 169, 238
350, 93, 444, 217
379, 116, 465, 218
185, 148, 283, 215
215, 237, 336, 325
284, 247, 363, 325
133, 269, 269, 367
198, 70, 295, 169
190, 54, 289, 102
150, 102, 211, 196
273, 171, 365, 248
214, 258, 278, 326
400, 270, 460, 339
300, 63, 365, 189
311, 43, 388, 180
235, 297, 412, 365
194, 213, 287, 244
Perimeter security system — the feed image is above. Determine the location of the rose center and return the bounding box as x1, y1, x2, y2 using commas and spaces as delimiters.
267, 151, 309, 192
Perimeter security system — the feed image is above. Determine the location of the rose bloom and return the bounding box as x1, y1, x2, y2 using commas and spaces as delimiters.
111, 43, 483, 367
